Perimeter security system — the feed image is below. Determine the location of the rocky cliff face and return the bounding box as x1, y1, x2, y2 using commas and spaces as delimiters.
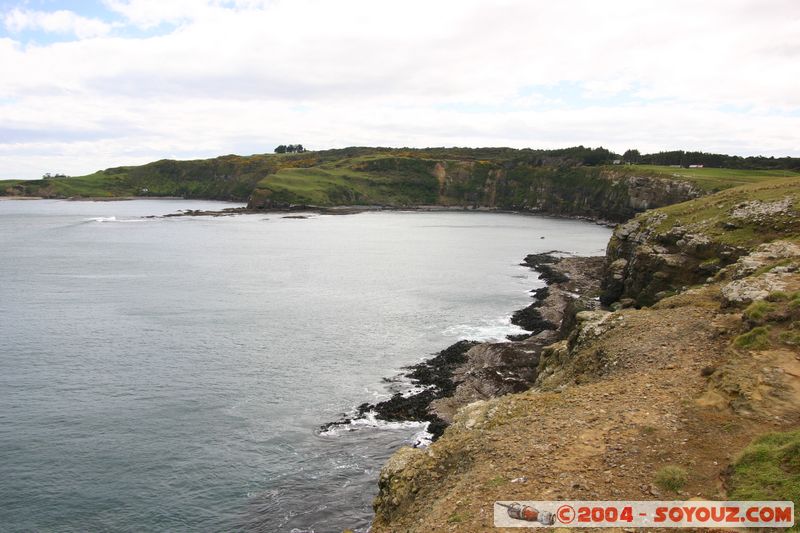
600, 212, 741, 307
601, 177, 800, 307
423, 160, 703, 222
442, 164, 702, 222
429, 254, 605, 423
248, 156, 703, 222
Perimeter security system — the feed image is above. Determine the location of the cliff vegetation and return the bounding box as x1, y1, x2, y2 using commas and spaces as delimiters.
4, 148, 796, 223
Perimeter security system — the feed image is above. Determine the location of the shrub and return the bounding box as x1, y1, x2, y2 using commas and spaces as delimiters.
654, 465, 688, 493
743, 300, 775, 323
733, 327, 770, 350
767, 291, 790, 302
779, 329, 800, 346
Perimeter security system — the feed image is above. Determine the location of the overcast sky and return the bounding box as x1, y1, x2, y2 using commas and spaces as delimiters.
1, 0, 799, 179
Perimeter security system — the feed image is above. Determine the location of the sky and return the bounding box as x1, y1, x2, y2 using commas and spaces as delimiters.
1, 0, 799, 179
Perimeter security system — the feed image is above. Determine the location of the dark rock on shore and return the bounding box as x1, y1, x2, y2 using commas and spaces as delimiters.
322, 252, 606, 442
510, 304, 558, 332
404, 340, 479, 397
320, 340, 478, 440
430, 253, 606, 422
521, 253, 571, 284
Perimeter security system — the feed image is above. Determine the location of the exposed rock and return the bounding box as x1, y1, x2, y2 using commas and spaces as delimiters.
721, 275, 790, 305
325, 253, 605, 439
730, 197, 795, 221
320, 340, 478, 439
430, 254, 604, 422
721, 240, 800, 280
601, 212, 740, 307
717, 240, 800, 305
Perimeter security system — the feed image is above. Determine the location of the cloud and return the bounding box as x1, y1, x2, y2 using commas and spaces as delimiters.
3, 8, 112, 39
102, 0, 210, 29
0, 0, 799, 179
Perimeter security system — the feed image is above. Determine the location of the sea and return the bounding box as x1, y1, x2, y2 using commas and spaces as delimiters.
0, 199, 611, 532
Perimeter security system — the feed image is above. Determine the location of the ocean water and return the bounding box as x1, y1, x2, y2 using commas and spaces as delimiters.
0, 199, 611, 532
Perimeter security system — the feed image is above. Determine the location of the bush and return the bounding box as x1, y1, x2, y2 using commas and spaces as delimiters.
654, 465, 688, 493
779, 328, 800, 346
767, 291, 790, 302
743, 301, 775, 323
733, 327, 770, 350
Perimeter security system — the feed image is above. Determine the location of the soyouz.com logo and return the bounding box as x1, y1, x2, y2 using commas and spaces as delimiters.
493, 501, 795, 528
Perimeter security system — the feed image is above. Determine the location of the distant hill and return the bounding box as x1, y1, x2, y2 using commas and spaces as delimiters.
2, 147, 798, 222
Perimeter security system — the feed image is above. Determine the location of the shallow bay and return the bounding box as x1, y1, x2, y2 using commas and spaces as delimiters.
0, 200, 610, 532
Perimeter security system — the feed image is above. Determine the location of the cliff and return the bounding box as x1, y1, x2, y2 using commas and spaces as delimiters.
2, 148, 714, 221
602, 176, 800, 306
246, 155, 703, 222
371, 177, 800, 532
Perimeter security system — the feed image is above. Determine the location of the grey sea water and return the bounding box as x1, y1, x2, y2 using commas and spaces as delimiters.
0, 199, 611, 532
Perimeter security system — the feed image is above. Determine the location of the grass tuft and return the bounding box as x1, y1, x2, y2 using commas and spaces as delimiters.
654, 465, 688, 493
733, 327, 770, 350
743, 301, 775, 323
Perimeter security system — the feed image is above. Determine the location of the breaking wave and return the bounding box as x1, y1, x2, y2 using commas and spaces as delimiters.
443, 315, 529, 342
319, 411, 433, 447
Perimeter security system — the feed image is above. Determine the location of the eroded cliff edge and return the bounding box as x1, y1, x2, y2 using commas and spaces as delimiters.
371, 177, 800, 532
249, 157, 703, 223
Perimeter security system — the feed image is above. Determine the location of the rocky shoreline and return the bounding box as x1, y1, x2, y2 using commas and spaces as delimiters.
369, 176, 800, 532
150, 203, 620, 226
321, 251, 606, 441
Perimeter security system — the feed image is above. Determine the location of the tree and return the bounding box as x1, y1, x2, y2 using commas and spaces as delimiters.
275, 144, 306, 154
622, 149, 641, 164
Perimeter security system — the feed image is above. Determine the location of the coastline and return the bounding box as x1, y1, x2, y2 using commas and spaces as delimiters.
321, 250, 606, 443
0, 195, 618, 227
152, 203, 619, 228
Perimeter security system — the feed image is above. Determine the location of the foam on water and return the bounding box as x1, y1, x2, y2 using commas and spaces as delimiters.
443, 315, 530, 341
84, 216, 147, 223
319, 410, 432, 447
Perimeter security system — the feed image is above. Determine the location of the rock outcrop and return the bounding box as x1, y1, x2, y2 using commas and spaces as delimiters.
601, 212, 740, 306
428, 254, 605, 422
248, 155, 704, 222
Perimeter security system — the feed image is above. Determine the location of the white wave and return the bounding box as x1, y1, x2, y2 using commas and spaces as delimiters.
84, 216, 147, 223
319, 410, 430, 443
411, 427, 434, 448
400, 383, 434, 398
443, 315, 529, 342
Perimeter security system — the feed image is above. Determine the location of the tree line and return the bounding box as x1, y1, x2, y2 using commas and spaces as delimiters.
631, 150, 800, 170
274, 144, 306, 153
547, 146, 800, 170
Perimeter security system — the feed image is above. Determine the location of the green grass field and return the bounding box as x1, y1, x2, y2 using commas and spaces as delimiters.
0, 170, 136, 198
650, 176, 800, 246
252, 157, 440, 206
632, 165, 800, 192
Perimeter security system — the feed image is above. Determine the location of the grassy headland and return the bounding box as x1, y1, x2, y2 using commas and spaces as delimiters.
3, 149, 798, 220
